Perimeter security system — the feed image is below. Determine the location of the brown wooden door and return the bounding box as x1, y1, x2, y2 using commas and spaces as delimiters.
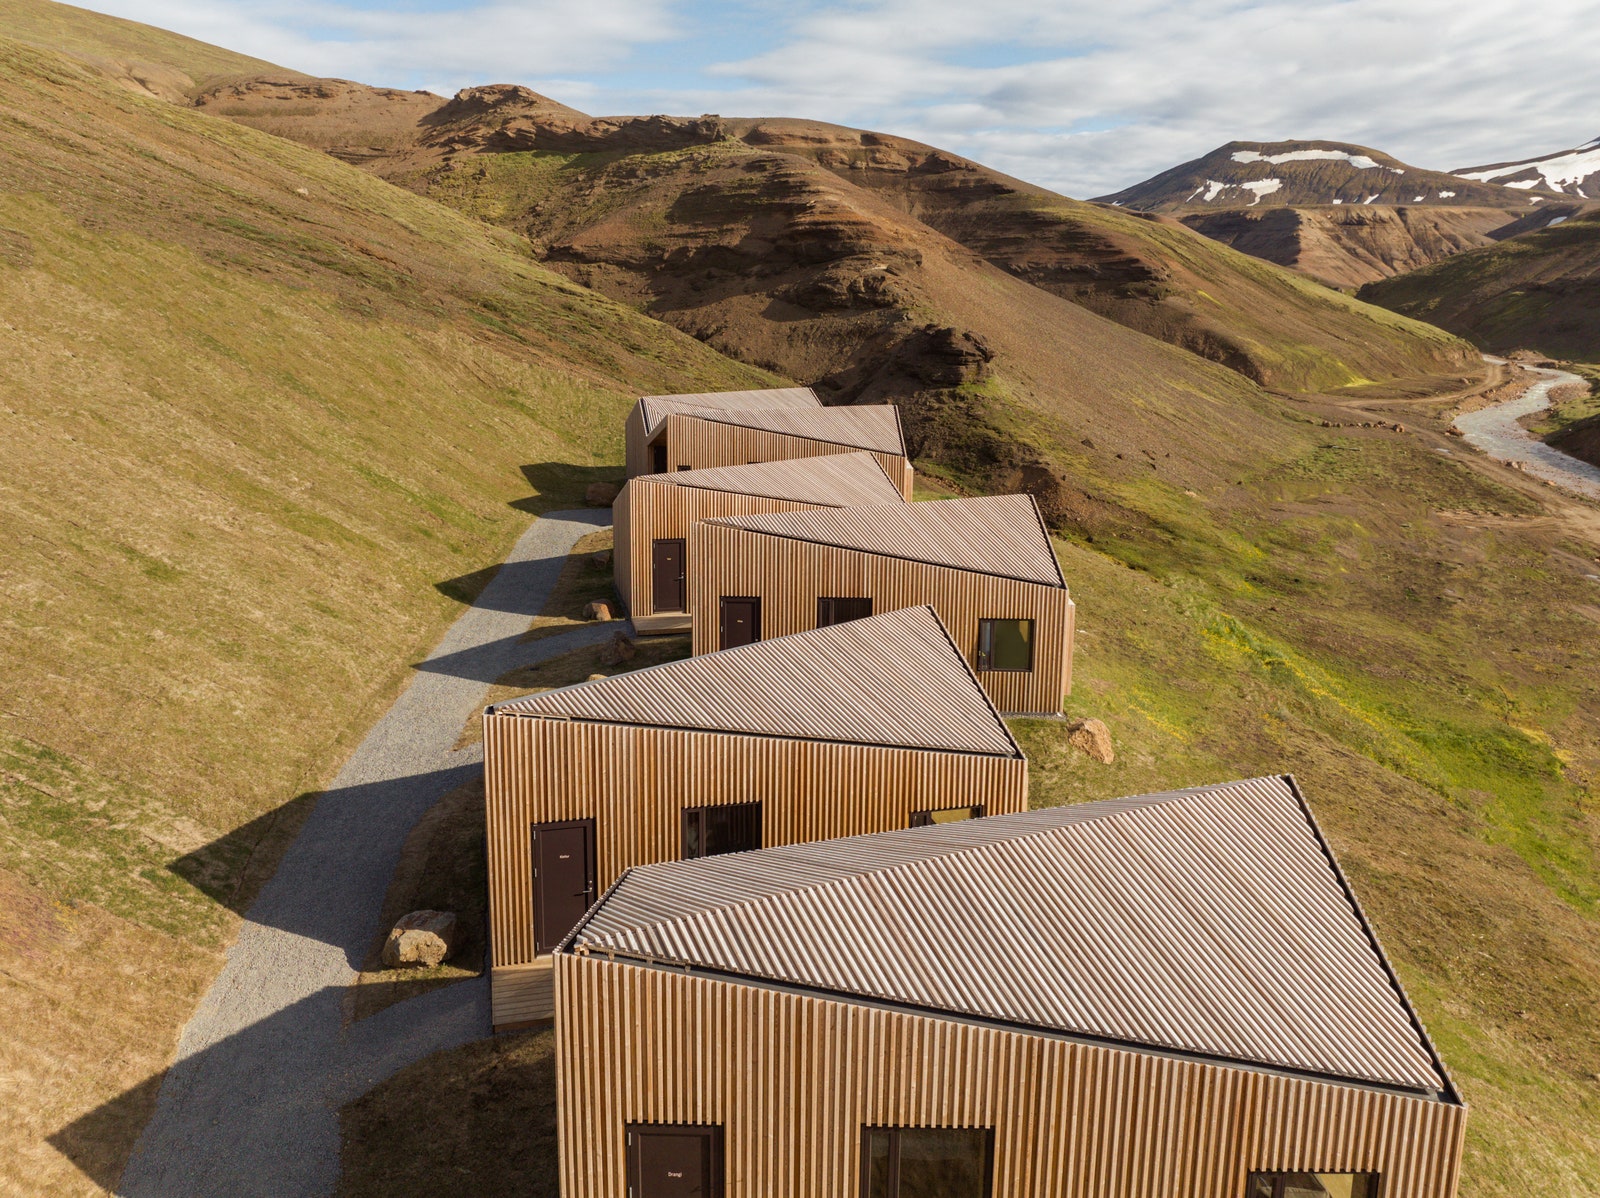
628, 1125, 721, 1197
718, 597, 760, 649
531, 819, 594, 953
652, 539, 686, 612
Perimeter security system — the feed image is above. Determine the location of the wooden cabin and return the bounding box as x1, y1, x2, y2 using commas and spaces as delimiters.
556, 775, 1465, 1198
689, 494, 1073, 715
614, 453, 906, 634
626, 387, 821, 479
625, 388, 914, 499
482, 606, 1028, 1029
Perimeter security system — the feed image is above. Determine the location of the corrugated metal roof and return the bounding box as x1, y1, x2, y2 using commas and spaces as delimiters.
633, 453, 905, 508
495, 606, 1019, 757
573, 777, 1449, 1096
709, 495, 1065, 587
638, 387, 820, 436
690, 404, 907, 455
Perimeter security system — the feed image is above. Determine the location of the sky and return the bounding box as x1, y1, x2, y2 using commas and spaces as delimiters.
79, 0, 1600, 197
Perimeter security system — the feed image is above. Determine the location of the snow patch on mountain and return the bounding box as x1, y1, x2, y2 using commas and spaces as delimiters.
1232, 148, 1384, 170
1456, 139, 1600, 193
1240, 178, 1282, 204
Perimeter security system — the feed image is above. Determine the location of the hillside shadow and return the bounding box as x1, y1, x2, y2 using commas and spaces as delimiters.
510, 461, 621, 514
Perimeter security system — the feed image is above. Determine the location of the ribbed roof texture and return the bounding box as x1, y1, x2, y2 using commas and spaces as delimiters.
711, 495, 1065, 587
573, 777, 1448, 1096
496, 606, 1019, 757
638, 387, 820, 436
690, 405, 907, 455
637, 452, 905, 508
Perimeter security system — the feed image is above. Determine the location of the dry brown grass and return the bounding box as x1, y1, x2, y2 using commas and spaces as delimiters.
521, 527, 617, 642
338, 1029, 559, 1198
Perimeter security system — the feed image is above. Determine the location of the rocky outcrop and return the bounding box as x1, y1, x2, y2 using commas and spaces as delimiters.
1066, 718, 1115, 764
381, 910, 458, 968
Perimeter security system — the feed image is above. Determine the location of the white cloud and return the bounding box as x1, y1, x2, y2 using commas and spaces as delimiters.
69, 0, 1600, 198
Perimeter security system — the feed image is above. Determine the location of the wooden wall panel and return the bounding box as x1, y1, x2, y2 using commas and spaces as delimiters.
625, 404, 651, 478
689, 521, 1074, 715
616, 480, 857, 623
556, 954, 1467, 1198
661, 414, 914, 499
484, 715, 1029, 969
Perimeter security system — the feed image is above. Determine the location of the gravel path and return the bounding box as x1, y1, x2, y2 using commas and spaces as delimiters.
119, 509, 617, 1198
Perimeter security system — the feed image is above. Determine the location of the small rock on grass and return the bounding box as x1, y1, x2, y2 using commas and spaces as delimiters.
1065, 718, 1114, 764
598, 630, 637, 666
584, 600, 613, 621
586, 673, 608, 681
382, 910, 458, 969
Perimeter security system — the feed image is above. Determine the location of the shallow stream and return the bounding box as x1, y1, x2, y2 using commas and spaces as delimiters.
1453, 360, 1600, 502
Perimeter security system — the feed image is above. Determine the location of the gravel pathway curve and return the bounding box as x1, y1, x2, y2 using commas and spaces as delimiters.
119, 509, 616, 1198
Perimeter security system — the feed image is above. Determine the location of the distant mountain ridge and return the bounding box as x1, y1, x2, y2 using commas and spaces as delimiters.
1095, 139, 1545, 212
1455, 135, 1600, 200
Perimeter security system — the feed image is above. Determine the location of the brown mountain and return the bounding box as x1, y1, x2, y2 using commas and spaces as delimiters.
1359, 207, 1600, 358
1097, 139, 1546, 212
195, 79, 1476, 404
1091, 139, 1570, 289
1455, 136, 1600, 200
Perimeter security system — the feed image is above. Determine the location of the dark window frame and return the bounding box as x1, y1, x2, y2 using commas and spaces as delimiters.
682, 801, 764, 859
1245, 1172, 1382, 1198
975, 617, 1036, 673
817, 596, 874, 628
651, 443, 669, 474
910, 804, 985, 828
859, 1126, 995, 1198
625, 1122, 725, 1197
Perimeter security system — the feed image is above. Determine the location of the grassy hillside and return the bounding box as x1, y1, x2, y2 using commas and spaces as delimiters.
0, 0, 298, 99
0, 35, 769, 1195
1360, 210, 1600, 359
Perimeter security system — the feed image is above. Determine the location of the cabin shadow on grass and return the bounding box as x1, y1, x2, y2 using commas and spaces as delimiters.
167, 791, 321, 917
510, 461, 623, 515
338, 1028, 559, 1198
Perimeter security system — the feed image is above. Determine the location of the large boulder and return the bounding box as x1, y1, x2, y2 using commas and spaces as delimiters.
381, 910, 458, 969
1065, 718, 1115, 764
584, 600, 613, 622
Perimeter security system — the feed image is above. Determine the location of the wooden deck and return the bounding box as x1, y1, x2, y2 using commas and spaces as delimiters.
631, 611, 692, 635
491, 957, 555, 1031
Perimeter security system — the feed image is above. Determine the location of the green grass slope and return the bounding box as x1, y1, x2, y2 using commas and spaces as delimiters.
0, 0, 298, 99
0, 35, 770, 1194
1360, 210, 1600, 358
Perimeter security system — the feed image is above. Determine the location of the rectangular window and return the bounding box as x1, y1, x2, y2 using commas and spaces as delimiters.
682, 802, 763, 859
910, 805, 984, 828
675, 464, 692, 471
817, 596, 874, 628
861, 1127, 993, 1198
651, 444, 668, 474
1247, 1174, 1380, 1198
976, 618, 1034, 672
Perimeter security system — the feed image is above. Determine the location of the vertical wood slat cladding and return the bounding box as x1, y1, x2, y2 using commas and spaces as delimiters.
616, 481, 853, 622
689, 521, 1074, 714
556, 954, 1465, 1198
660, 414, 914, 498
484, 715, 1028, 969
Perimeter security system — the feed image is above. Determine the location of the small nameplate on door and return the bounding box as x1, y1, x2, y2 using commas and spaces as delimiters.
667, 1171, 684, 1179
559, 854, 571, 860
